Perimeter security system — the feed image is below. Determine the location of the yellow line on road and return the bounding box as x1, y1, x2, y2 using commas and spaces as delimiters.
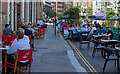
68, 40, 94, 73
68, 40, 98, 74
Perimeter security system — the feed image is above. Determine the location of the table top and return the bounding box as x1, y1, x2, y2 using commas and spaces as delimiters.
0, 48, 9, 50
101, 40, 119, 42
115, 47, 120, 50
93, 35, 103, 37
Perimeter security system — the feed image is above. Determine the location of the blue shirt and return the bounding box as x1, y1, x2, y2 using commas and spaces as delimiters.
73, 27, 80, 34
24, 29, 34, 39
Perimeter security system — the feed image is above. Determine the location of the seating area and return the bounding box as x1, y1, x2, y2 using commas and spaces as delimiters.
0, 23, 47, 73
57, 21, 120, 72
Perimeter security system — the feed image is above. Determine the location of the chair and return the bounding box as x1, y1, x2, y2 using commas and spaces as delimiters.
102, 47, 119, 72
26, 35, 32, 48
79, 33, 90, 50
69, 30, 79, 41
2, 34, 16, 46
5, 49, 33, 74
92, 39, 104, 58
38, 28, 45, 39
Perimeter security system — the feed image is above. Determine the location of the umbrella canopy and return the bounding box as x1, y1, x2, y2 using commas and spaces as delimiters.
88, 11, 105, 20
107, 16, 120, 21
60, 14, 74, 19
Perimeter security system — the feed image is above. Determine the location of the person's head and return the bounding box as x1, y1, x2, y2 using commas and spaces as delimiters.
82, 25, 85, 27
92, 24, 95, 27
16, 31, 24, 40
28, 23, 32, 28
18, 28, 24, 34
24, 25, 28, 29
5, 24, 10, 28
88, 24, 90, 27
107, 27, 110, 31
18, 25, 21, 28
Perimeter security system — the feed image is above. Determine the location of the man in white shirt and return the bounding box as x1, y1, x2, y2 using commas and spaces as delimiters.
90, 25, 97, 34
6, 31, 30, 73
80, 25, 88, 36
7, 31, 30, 54
88, 24, 97, 40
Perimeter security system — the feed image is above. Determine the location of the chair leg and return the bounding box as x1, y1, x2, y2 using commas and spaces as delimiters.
117, 58, 119, 71
5, 64, 7, 74
92, 48, 96, 58
87, 43, 90, 49
103, 59, 108, 72
79, 43, 82, 50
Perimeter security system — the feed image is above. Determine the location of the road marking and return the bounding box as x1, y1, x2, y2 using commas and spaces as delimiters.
67, 40, 98, 74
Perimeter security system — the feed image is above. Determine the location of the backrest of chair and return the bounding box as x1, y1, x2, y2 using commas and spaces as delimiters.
26, 35, 31, 42
39, 28, 45, 34
4, 34, 16, 46
17, 49, 33, 61
63, 27, 69, 35
2, 34, 10, 42
6, 35, 16, 46
80, 32, 89, 41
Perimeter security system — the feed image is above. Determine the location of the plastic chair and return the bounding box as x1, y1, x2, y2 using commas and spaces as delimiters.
5, 49, 33, 74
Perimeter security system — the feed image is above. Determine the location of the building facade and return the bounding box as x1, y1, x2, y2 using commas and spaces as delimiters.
0, 1, 43, 34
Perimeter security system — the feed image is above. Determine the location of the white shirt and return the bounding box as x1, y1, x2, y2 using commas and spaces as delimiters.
90, 27, 97, 34
80, 27, 88, 32
7, 35, 30, 63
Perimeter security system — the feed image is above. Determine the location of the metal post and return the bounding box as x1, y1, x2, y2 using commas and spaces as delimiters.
55, 13, 57, 36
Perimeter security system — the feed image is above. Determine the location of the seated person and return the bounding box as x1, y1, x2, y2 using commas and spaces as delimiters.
3, 24, 13, 34
6, 31, 30, 73
100, 26, 106, 35
24, 25, 34, 39
102, 27, 113, 40
88, 24, 97, 40
80, 25, 88, 36
18, 28, 30, 43
72, 25, 80, 36
87, 24, 91, 32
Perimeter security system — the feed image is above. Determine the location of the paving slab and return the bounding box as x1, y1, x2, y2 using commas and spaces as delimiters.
25, 25, 86, 72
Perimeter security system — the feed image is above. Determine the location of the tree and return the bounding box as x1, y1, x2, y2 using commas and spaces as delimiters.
86, 7, 93, 16
45, 9, 56, 18
62, 6, 80, 24
105, 9, 116, 19
63, 2, 67, 12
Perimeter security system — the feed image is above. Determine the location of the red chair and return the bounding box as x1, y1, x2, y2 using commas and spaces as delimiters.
5, 49, 33, 74
5, 35, 16, 46
2, 34, 16, 46
26, 35, 32, 48
39, 28, 45, 39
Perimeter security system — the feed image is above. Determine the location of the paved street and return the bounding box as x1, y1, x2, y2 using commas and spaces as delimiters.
25, 25, 86, 72
68, 40, 120, 72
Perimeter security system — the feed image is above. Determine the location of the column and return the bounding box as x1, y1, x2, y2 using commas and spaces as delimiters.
34, 0, 36, 24
21, 0, 24, 24
7, 0, 10, 24
14, 0, 17, 30
11, 0, 14, 30
32, 1, 34, 25
27, 0, 29, 23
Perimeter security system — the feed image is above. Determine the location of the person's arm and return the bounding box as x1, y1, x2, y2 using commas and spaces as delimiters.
7, 43, 17, 54
31, 31, 34, 39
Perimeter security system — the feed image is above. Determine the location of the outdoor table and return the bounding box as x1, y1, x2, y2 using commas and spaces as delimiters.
101, 40, 120, 58
92, 35, 105, 40
0, 47, 9, 73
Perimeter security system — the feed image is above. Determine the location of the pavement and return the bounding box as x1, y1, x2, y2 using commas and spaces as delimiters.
25, 25, 86, 72
70, 40, 120, 72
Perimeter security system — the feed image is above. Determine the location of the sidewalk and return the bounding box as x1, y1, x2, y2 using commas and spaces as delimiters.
26, 25, 86, 72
